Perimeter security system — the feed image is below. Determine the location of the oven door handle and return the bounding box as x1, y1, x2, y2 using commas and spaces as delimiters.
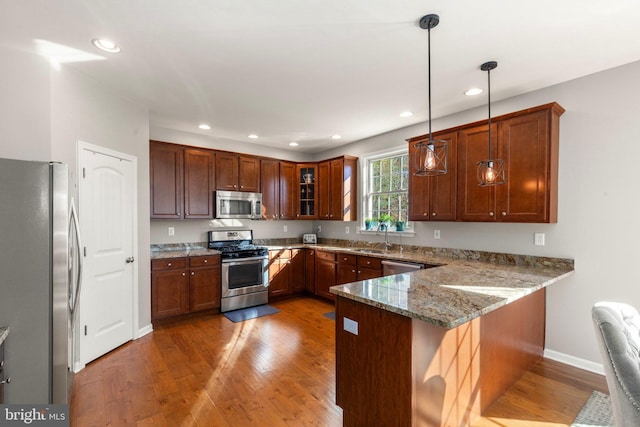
222, 256, 268, 266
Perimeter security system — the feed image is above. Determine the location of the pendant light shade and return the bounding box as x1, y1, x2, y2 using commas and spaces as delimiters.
414, 14, 447, 176
477, 61, 505, 186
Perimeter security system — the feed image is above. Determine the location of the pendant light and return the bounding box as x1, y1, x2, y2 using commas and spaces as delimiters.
476, 61, 505, 186
414, 14, 447, 176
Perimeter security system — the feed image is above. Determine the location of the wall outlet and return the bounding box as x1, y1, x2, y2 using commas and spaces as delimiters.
168, 227, 174, 236
534, 232, 545, 246
434, 229, 441, 239
345, 226, 350, 234
283, 225, 288, 232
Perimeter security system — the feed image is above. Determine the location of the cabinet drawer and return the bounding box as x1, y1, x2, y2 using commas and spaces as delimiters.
269, 249, 291, 260
189, 255, 220, 268
316, 251, 335, 262
151, 258, 188, 271
337, 253, 357, 265
358, 256, 382, 270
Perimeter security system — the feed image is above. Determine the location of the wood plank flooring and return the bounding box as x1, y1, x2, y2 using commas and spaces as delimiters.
70, 297, 607, 426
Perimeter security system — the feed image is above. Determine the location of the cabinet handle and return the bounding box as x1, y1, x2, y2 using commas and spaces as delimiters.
186, 213, 189, 216
0, 377, 11, 384
177, 212, 181, 216
240, 185, 244, 189
191, 271, 195, 276
501, 212, 507, 217
182, 272, 186, 276
352, 269, 356, 273
424, 212, 428, 216
366, 261, 371, 265
432, 212, 436, 216
167, 262, 172, 267
233, 184, 237, 188
489, 212, 494, 217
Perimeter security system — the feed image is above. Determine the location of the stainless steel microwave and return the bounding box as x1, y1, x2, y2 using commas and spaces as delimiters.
215, 190, 262, 219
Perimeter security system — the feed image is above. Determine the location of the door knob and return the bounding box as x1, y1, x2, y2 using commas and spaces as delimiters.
126, 257, 135, 263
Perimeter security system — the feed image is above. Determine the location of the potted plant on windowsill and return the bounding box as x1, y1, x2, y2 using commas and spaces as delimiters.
364, 218, 377, 230
377, 214, 394, 231
395, 220, 405, 232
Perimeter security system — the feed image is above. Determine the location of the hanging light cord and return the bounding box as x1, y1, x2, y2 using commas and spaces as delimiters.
486, 66, 492, 160
427, 24, 433, 142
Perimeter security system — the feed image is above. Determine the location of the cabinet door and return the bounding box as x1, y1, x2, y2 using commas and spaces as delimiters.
150, 142, 183, 219
215, 152, 239, 190
497, 110, 552, 222
189, 265, 221, 311
239, 155, 260, 192
329, 158, 344, 220
357, 267, 382, 280
290, 249, 306, 293
268, 250, 290, 297
151, 269, 189, 319
304, 249, 316, 293
260, 159, 280, 219
278, 161, 297, 220
315, 259, 336, 301
317, 161, 330, 220
184, 148, 214, 219
337, 263, 357, 285
296, 164, 318, 219
457, 124, 498, 221
429, 132, 458, 221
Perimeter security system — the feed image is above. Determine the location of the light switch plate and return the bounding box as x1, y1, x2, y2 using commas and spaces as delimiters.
344, 317, 358, 335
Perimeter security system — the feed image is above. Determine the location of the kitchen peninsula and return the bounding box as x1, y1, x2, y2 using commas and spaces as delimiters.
329, 249, 574, 427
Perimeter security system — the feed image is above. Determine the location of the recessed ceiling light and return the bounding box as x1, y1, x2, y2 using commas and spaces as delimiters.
331, 134, 342, 140
289, 142, 299, 147
248, 134, 258, 139
465, 88, 483, 96
198, 124, 211, 130
400, 111, 414, 118
91, 38, 121, 53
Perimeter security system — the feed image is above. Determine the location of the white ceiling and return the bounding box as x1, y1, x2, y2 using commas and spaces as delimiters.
2, 0, 640, 153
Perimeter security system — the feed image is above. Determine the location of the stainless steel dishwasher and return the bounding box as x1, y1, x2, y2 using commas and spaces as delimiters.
381, 260, 426, 276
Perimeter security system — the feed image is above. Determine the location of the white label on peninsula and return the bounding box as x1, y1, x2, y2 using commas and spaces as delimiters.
344, 317, 358, 335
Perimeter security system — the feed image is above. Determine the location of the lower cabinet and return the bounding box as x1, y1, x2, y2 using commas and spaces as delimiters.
315, 251, 337, 301
304, 248, 316, 293
268, 249, 305, 298
151, 255, 221, 320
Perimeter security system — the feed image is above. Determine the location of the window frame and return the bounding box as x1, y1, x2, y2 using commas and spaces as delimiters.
361, 147, 413, 234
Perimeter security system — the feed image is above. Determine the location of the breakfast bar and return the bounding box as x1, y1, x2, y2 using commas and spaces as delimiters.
330, 253, 574, 427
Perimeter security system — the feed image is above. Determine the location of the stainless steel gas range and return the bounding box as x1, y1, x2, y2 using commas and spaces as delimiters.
208, 230, 269, 312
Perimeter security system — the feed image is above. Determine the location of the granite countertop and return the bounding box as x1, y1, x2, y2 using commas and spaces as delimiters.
150, 244, 221, 260
0, 326, 9, 345
328, 249, 574, 329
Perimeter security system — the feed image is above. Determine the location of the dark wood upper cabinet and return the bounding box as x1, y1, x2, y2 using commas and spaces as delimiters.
279, 161, 297, 220
296, 163, 318, 219
408, 131, 458, 221
457, 103, 563, 222
150, 141, 184, 219
184, 148, 214, 219
150, 142, 214, 220
318, 156, 358, 221
215, 152, 260, 192
260, 158, 280, 220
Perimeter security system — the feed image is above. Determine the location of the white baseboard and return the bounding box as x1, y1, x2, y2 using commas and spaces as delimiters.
544, 349, 604, 376
136, 324, 153, 339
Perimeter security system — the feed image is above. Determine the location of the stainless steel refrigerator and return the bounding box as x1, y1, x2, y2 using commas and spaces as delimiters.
0, 158, 81, 404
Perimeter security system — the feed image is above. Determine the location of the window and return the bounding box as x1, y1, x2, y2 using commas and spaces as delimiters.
363, 150, 409, 230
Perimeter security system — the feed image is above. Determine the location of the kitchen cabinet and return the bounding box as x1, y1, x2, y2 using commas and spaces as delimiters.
315, 251, 337, 301
304, 248, 316, 293
407, 131, 458, 221
268, 249, 305, 298
151, 255, 221, 320
318, 156, 358, 221
278, 161, 297, 220
215, 152, 260, 192
457, 103, 563, 222
337, 253, 383, 284
296, 163, 318, 219
188, 255, 221, 312
150, 141, 214, 219
260, 159, 280, 219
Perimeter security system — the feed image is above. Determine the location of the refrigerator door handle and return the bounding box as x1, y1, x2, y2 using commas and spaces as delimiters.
69, 198, 83, 322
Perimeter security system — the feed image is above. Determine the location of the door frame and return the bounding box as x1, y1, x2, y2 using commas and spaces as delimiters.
76, 140, 139, 371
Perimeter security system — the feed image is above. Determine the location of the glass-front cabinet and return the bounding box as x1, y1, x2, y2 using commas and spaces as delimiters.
296, 163, 317, 219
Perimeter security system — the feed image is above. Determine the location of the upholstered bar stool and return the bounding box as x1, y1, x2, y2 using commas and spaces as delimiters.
592, 301, 640, 426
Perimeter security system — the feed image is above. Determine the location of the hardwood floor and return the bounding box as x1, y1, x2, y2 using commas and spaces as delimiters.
70, 297, 607, 426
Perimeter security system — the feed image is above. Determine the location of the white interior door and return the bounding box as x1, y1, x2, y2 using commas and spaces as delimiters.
79, 145, 136, 365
